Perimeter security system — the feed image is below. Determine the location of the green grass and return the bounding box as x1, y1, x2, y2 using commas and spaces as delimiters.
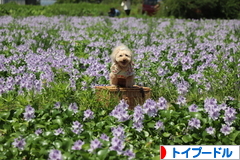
0, 2, 147, 17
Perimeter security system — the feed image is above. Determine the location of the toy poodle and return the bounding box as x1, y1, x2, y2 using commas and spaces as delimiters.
109, 44, 134, 88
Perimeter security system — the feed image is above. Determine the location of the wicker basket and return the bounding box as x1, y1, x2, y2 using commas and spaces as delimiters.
95, 85, 151, 109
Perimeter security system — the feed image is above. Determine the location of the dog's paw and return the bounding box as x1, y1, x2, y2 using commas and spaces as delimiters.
111, 85, 118, 88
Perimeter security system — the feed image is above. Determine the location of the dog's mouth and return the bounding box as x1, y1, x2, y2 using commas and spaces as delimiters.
121, 60, 128, 65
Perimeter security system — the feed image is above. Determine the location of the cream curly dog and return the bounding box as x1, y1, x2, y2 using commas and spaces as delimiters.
110, 44, 134, 88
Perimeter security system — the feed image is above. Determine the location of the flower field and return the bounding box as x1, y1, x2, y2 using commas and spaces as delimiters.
0, 16, 240, 159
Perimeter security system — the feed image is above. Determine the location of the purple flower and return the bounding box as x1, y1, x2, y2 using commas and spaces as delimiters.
154, 121, 164, 130
12, 137, 26, 150
48, 149, 63, 160
204, 98, 221, 120
88, 139, 102, 152
25, 104, 35, 113
54, 128, 65, 136
218, 103, 227, 110
204, 97, 218, 113
23, 105, 35, 121
123, 149, 135, 159
220, 124, 232, 136
35, 128, 43, 135
110, 137, 125, 154
69, 78, 76, 90
156, 97, 167, 110
54, 102, 61, 109
83, 109, 94, 121
224, 96, 235, 101
72, 140, 84, 150
100, 133, 109, 141
118, 99, 129, 109
176, 83, 189, 95
188, 118, 201, 129
188, 104, 198, 112
133, 121, 144, 132
169, 72, 180, 83
72, 121, 81, 128
110, 100, 131, 122
206, 127, 215, 135
71, 121, 83, 135
133, 105, 144, 122
176, 95, 186, 105
112, 125, 125, 139
142, 99, 157, 117
223, 115, 236, 126
225, 107, 237, 117
68, 102, 78, 113
208, 110, 220, 120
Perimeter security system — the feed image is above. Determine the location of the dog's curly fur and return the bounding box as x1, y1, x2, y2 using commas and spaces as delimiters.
109, 44, 134, 88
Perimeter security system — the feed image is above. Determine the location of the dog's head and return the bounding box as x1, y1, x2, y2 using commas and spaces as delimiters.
111, 44, 132, 68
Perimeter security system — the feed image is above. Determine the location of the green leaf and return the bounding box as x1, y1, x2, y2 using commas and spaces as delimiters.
160, 110, 171, 119
53, 140, 62, 149
152, 155, 160, 160
80, 131, 93, 140
229, 131, 240, 142
52, 118, 63, 126
51, 110, 61, 117
40, 140, 49, 146
61, 137, 73, 151
63, 152, 74, 160
100, 110, 107, 116
238, 102, 240, 108
13, 108, 24, 118
97, 148, 109, 160
192, 133, 201, 139
147, 122, 155, 128
0, 111, 10, 120
163, 132, 171, 137
41, 113, 50, 120
96, 121, 106, 129
85, 121, 96, 129
108, 150, 117, 156
3, 123, 11, 131
12, 123, 20, 132
143, 131, 149, 137
222, 137, 231, 144
182, 135, 193, 143
190, 112, 202, 119
11, 148, 18, 156
42, 131, 52, 137
202, 131, 209, 138
82, 143, 90, 151
216, 132, 222, 139
173, 137, 182, 144
34, 124, 46, 129
19, 123, 28, 133
0, 155, 7, 159
0, 144, 3, 152
215, 141, 222, 145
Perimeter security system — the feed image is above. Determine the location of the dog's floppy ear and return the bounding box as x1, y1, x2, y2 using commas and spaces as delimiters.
110, 47, 118, 63
129, 50, 133, 63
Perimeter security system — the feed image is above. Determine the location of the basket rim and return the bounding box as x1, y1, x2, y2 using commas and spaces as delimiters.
95, 85, 151, 91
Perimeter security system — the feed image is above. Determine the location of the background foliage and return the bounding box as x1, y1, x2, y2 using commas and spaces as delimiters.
0, 0, 240, 19
0, 8, 240, 160
161, 0, 240, 19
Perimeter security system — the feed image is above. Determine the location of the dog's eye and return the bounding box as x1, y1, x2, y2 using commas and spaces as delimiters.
125, 54, 129, 57
119, 55, 123, 57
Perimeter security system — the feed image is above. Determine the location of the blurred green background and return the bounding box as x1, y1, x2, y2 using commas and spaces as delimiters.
0, 0, 240, 19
